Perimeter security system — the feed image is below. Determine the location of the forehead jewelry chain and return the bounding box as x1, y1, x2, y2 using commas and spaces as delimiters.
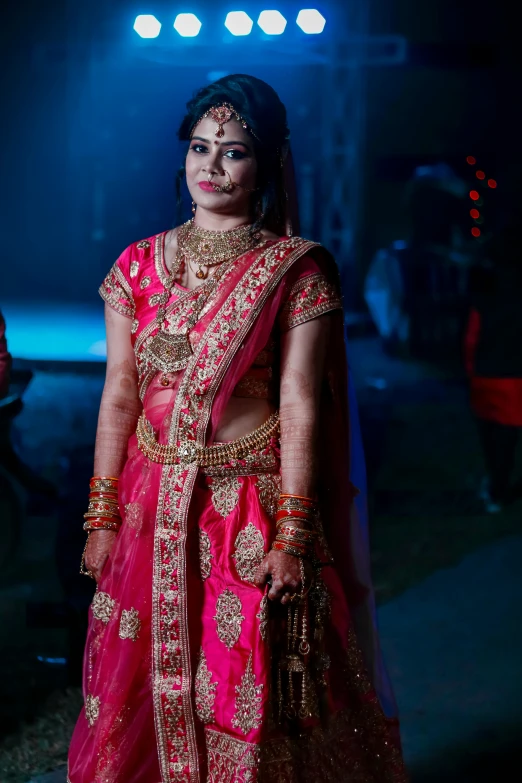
190, 103, 260, 141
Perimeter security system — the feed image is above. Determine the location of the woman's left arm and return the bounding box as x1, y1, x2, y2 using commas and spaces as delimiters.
254, 314, 331, 601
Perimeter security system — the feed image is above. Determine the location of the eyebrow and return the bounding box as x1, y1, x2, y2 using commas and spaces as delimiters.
191, 135, 251, 150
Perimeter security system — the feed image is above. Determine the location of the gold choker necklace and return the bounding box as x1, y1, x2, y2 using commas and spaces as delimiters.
175, 218, 260, 280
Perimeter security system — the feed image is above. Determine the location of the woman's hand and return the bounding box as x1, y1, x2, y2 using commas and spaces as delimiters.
84, 530, 118, 584
254, 550, 312, 604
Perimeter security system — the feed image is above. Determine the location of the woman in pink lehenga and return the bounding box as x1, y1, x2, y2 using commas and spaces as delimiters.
68, 74, 408, 783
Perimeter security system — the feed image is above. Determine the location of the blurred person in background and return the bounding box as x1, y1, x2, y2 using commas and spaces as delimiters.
0, 310, 56, 497
465, 204, 522, 512
364, 162, 475, 365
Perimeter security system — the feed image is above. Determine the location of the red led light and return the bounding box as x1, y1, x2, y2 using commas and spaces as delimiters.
471, 227, 481, 237
470, 208, 480, 219
470, 190, 480, 201
476, 170, 486, 180
466, 156, 476, 165
488, 179, 497, 188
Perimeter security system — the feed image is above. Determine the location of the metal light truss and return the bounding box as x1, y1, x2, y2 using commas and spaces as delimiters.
318, 2, 370, 306
58, 1, 406, 282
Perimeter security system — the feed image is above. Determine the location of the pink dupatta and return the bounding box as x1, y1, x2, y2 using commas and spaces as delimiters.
148, 235, 398, 780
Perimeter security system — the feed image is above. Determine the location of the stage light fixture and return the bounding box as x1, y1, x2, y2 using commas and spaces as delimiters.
133, 15, 162, 39
174, 13, 202, 38
296, 9, 326, 34
258, 10, 287, 35
225, 11, 254, 36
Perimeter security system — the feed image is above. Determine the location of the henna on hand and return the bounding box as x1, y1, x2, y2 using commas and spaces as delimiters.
84, 530, 118, 583
280, 364, 314, 401
253, 551, 314, 603
93, 308, 142, 477
279, 315, 331, 499
253, 550, 302, 601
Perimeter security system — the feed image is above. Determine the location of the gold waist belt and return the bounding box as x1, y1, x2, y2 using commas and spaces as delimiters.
136, 412, 280, 467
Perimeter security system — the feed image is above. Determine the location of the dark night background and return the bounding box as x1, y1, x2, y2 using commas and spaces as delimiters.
1, 1, 521, 781
0, 0, 517, 299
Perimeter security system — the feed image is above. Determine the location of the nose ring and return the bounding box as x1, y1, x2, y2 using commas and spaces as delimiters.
212, 170, 234, 193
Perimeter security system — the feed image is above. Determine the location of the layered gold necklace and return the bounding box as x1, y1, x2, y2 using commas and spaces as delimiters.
144, 219, 260, 379
174, 218, 260, 280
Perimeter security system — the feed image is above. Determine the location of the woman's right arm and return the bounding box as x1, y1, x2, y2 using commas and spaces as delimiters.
84, 304, 141, 582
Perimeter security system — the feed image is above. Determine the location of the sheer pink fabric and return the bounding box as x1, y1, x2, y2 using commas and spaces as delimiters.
68, 236, 406, 782
68, 406, 162, 781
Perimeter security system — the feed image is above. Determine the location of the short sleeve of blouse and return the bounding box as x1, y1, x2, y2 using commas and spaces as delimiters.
99, 245, 136, 319
279, 255, 343, 331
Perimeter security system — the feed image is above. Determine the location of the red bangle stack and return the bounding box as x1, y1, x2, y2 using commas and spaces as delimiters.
271, 493, 318, 559
83, 476, 122, 533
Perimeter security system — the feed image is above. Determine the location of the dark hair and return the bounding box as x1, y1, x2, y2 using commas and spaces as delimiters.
176, 74, 290, 233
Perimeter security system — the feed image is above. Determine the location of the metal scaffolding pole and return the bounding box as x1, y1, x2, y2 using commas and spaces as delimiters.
319, 2, 369, 307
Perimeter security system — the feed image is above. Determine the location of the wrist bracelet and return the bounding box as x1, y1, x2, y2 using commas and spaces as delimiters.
83, 519, 121, 532
279, 493, 316, 503
271, 540, 311, 559
79, 534, 95, 579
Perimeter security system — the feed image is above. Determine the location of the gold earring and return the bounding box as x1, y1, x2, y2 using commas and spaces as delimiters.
192, 201, 196, 214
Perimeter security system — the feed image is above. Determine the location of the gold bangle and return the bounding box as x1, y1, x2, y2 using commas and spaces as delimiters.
271, 541, 311, 559
83, 522, 121, 532
279, 493, 316, 503
276, 517, 315, 533
276, 527, 316, 543
274, 535, 314, 552
89, 476, 120, 492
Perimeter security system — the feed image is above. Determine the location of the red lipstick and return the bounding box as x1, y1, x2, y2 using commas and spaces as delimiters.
198, 181, 218, 192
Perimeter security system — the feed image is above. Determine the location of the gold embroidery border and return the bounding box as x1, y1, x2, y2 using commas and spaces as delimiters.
280, 272, 343, 331
152, 237, 319, 783
99, 261, 136, 319
205, 700, 408, 783
155, 230, 170, 288
192, 239, 319, 445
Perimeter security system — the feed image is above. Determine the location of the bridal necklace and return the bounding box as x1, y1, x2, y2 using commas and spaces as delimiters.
144, 219, 260, 379
175, 218, 260, 280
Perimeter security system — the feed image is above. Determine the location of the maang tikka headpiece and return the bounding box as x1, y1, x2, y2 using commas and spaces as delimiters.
190, 103, 260, 141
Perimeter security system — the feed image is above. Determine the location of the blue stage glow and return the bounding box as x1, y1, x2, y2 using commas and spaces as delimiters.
257, 10, 287, 35
296, 9, 326, 34
173, 13, 202, 38
225, 11, 254, 36
133, 14, 162, 39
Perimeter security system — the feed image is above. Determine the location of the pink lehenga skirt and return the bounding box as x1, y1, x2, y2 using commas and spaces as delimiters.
68, 405, 406, 783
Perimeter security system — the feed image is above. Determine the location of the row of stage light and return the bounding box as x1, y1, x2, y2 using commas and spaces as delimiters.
133, 10, 327, 39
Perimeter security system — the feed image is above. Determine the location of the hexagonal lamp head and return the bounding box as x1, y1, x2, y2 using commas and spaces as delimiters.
173, 13, 202, 38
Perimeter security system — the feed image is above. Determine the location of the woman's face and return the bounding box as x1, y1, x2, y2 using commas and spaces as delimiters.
185, 116, 257, 217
